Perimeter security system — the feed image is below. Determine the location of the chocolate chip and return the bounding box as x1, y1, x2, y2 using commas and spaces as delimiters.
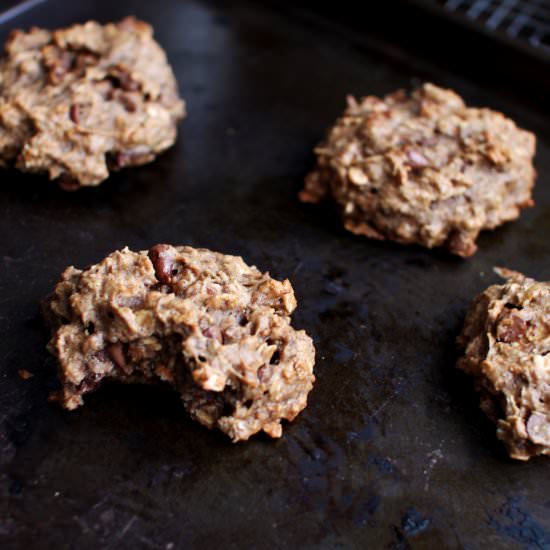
108, 67, 140, 92
148, 244, 176, 284
96, 79, 115, 100
118, 92, 137, 113
119, 75, 139, 92
69, 103, 80, 124
238, 314, 248, 327
69, 101, 91, 124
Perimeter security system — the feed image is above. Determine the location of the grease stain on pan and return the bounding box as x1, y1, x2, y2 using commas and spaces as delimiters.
368, 455, 402, 480
346, 422, 375, 443
334, 342, 355, 363
401, 508, 431, 537
389, 508, 432, 550
281, 428, 376, 525
488, 496, 550, 549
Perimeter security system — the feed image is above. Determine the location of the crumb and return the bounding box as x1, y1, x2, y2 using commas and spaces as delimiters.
18, 369, 33, 380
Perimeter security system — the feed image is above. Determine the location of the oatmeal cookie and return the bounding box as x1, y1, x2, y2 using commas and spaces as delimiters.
43, 245, 315, 442
457, 268, 550, 460
0, 17, 184, 189
301, 83, 536, 256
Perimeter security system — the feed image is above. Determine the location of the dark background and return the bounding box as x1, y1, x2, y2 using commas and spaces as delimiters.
1, 1, 549, 548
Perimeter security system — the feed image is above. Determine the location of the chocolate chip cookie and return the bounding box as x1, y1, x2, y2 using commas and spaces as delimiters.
0, 17, 185, 189
301, 83, 536, 257
457, 268, 550, 460
43, 245, 315, 442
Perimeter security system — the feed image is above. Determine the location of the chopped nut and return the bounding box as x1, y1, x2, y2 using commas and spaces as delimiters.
348, 166, 368, 186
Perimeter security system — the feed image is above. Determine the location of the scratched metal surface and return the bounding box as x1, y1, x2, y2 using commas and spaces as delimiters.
1, 0, 550, 548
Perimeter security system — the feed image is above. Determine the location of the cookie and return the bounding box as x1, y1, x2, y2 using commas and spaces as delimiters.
43, 245, 315, 442
457, 268, 550, 460
0, 17, 184, 189
301, 83, 536, 257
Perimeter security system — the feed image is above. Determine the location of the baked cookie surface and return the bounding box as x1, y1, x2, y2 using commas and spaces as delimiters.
0, 17, 185, 189
457, 269, 550, 460
301, 83, 536, 257
43, 245, 315, 442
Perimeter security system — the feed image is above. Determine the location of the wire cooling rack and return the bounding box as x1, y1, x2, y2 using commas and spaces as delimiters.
439, 0, 550, 53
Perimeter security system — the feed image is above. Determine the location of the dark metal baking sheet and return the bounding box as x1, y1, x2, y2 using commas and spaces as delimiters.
1, 1, 549, 548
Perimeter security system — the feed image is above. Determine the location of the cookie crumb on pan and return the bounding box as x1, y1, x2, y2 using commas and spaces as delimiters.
18, 369, 33, 380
